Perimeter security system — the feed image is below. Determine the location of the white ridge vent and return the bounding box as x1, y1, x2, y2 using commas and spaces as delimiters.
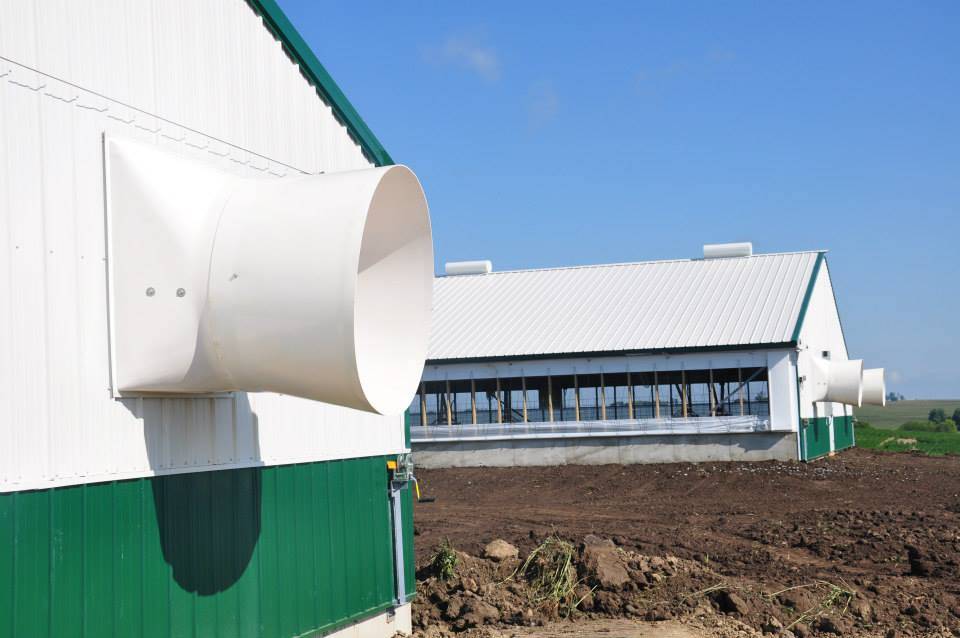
703, 242, 753, 259
445, 260, 493, 276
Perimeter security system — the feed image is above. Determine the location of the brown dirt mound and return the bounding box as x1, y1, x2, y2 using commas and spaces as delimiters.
413, 534, 880, 637
412, 449, 960, 637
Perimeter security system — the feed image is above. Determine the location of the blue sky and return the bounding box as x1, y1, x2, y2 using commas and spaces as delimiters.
279, 1, 959, 399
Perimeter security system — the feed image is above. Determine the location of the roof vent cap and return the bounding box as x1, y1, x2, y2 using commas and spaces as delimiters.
703, 242, 753, 259
445, 260, 493, 276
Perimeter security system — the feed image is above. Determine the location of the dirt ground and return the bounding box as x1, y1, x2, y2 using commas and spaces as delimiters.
411, 449, 960, 637
452, 618, 733, 638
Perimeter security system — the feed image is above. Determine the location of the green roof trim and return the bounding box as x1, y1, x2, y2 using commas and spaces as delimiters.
246, 0, 394, 167
790, 251, 826, 343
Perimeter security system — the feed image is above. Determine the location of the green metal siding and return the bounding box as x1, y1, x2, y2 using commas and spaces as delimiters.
834, 415, 855, 451
801, 417, 832, 461
0, 455, 411, 638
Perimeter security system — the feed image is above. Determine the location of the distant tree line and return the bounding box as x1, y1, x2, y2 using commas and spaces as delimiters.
928, 407, 960, 424
908, 407, 960, 433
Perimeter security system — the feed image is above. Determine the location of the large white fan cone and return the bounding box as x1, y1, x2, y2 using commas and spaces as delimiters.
809, 357, 863, 407
106, 137, 433, 415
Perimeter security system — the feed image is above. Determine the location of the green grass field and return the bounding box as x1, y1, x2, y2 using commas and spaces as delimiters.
855, 422, 960, 456
854, 399, 960, 429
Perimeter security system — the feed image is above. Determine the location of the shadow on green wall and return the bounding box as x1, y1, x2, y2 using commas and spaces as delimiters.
150, 467, 262, 594
117, 393, 265, 596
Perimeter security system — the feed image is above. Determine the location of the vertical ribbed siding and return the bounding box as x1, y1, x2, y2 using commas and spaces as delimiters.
834, 415, 854, 452
245, 0, 393, 166
0, 59, 403, 493
800, 418, 832, 461
0, 0, 371, 174
0, 456, 407, 638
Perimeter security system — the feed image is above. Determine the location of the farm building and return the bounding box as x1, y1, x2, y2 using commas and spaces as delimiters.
412, 245, 885, 467
0, 2, 433, 638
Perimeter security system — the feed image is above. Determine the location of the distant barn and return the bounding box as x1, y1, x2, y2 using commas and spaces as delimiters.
413, 245, 883, 466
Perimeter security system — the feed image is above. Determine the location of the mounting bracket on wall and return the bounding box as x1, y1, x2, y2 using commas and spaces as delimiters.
103, 136, 433, 414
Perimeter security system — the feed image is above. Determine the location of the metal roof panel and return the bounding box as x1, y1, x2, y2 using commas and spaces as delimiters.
428, 252, 822, 361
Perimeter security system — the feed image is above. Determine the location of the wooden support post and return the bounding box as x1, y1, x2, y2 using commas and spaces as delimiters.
547, 375, 555, 422
496, 377, 502, 424
445, 379, 453, 426
709, 368, 716, 416
738, 367, 744, 416
470, 378, 477, 425
627, 371, 634, 420
654, 371, 660, 418
599, 372, 607, 420
420, 382, 427, 427
522, 375, 528, 423
681, 370, 688, 418
574, 374, 581, 421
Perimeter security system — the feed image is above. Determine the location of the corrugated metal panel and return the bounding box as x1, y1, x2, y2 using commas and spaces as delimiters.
247, 0, 393, 166
800, 417, 832, 461
0, 455, 409, 638
0, 0, 371, 173
429, 252, 820, 361
0, 0, 403, 493
834, 415, 854, 452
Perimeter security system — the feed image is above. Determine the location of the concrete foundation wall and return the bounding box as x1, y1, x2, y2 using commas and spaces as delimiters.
413, 432, 798, 468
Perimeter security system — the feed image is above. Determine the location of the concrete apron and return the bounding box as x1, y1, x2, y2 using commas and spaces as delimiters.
325, 604, 411, 638
412, 432, 798, 468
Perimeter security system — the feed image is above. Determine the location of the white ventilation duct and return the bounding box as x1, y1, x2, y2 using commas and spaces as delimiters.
862, 368, 886, 406
809, 357, 863, 407
105, 137, 433, 415
445, 260, 493, 276
703, 242, 753, 259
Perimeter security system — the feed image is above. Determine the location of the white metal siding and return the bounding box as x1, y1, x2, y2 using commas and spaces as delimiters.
0, 1, 401, 493
430, 252, 819, 361
766, 350, 800, 432
0, 0, 370, 173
